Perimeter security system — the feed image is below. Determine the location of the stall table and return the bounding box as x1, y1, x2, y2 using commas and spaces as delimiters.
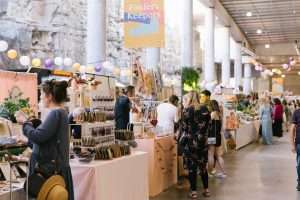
71, 151, 149, 200
235, 120, 259, 150
135, 136, 177, 197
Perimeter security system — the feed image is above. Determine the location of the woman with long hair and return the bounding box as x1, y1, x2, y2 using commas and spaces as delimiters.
180, 91, 211, 198
208, 100, 226, 178
273, 98, 284, 137
259, 98, 273, 144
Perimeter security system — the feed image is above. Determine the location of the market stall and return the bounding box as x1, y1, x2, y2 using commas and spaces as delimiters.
71, 151, 149, 200
135, 136, 177, 197
213, 94, 259, 151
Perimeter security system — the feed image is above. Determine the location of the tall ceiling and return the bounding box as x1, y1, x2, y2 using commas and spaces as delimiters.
220, 0, 300, 45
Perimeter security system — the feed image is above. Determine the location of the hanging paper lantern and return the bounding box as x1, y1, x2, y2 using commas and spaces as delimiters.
32, 58, 41, 67
291, 60, 296, 66
113, 67, 121, 76
54, 57, 63, 66
7, 49, 17, 59
44, 58, 54, 69
86, 65, 95, 73
79, 65, 86, 73
63, 58, 73, 67
72, 63, 81, 71
0, 40, 8, 52
95, 64, 102, 72
19, 56, 30, 66
102, 61, 110, 69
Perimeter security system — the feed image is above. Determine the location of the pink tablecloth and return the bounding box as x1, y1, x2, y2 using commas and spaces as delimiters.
71, 151, 149, 200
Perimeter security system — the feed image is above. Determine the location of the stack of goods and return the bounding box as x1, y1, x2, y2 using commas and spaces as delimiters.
91, 95, 115, 120
115, 130, 134, 141
73, 110, 107, 123
94, 144, 131, 160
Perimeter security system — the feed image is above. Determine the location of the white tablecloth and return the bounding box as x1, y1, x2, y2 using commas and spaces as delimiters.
235, 121, 257, 150
71, 151, 149, 200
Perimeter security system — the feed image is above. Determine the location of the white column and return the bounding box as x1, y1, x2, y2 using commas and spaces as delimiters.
221, 26, 231, 87
244, 63, 252, 94
180, 0, 193, 66
204, 7, 216, 89
146, 48, 160, 69
234, 42, 242, 90
87, 0, 106, 64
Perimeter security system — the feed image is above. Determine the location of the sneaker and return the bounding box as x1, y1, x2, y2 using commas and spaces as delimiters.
215, 173, 227, 179
297, 184, 300, 191
189, 191, 198, 199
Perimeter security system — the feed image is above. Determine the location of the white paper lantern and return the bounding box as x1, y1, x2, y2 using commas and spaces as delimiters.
79, 65, 86, 73
54, 57, 63, 66
86, 65, 95, 73
291, 60, 296, 66
102, 61, 110, 69
19, 56, 31, 66
113, 67, 121, 76
0, 40, 8, 52
255, 65, 260, 71
63, 58, 73, 67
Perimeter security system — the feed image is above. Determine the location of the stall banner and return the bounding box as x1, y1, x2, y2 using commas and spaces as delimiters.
124, 0, 165, 48
272, 78, 284, 93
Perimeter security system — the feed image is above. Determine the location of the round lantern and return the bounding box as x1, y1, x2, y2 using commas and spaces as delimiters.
86, 65, 95, 73
32, 58, 41, 67
72, 63, 81, 71
0, 40, 8, 52
54, 57, 63, 66
44, 58, 54, 69
79, 65, 86, 73
7, 49, 17, 59
63, 58, 73, 67
19, 56, 30, 66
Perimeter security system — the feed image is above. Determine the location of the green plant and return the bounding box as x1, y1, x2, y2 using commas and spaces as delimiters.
0, 87, 30, 122
182, 67, 201, 93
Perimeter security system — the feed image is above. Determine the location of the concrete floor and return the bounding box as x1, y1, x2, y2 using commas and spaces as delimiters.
151, 135, 300, 200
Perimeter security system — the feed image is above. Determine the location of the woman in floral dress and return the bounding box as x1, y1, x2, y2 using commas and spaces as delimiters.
180, 91, 211, 199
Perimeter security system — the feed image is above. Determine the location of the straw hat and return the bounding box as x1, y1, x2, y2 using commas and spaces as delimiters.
37, 175, 68, 200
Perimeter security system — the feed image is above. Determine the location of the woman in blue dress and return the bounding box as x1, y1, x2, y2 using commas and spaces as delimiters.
259, 98, 273, 145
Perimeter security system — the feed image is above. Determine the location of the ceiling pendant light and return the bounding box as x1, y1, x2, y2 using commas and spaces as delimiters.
257, 29, 262, 34
265, 44, 270, 49
246, 12, 252, 17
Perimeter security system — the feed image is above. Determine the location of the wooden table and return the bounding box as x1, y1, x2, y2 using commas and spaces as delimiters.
135, 136, 177, 197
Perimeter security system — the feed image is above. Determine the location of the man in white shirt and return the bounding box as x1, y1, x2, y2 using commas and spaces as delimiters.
157, 95, 179, 135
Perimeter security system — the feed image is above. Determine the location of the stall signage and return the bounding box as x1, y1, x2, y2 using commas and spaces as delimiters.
124, 0, 165, 48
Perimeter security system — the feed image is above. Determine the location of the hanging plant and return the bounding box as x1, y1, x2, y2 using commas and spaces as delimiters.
182, 67, 201, 93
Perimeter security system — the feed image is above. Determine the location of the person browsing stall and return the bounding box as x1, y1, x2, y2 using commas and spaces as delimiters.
15, 80, 74, 200
157, 95, 179, 135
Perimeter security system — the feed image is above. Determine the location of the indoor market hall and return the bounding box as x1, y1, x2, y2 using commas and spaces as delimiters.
0, 0, 300, 200
152, 135, 299, 200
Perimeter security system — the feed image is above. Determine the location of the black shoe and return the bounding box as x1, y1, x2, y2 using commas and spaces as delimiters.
296, 185, 300, 191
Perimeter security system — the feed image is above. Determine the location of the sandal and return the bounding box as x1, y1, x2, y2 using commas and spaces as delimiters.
202, 191, 211, 198
189, 191, 198, 199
